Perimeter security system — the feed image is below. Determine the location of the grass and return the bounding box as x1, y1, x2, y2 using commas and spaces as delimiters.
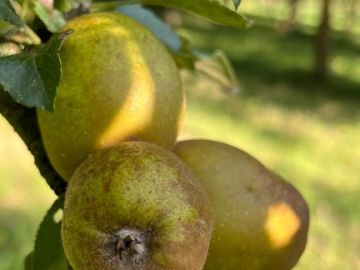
0, 12, 359, 270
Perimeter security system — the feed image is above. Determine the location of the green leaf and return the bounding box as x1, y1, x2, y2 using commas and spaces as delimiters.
24, 251, 34, 270
92, 0, 251, 28
0, 0, 23, 27
34, 3, 66, 33
0, 30, 71, 110
0, 54, 52, 109
32, 196, 69, 270
117, 4, 182, 52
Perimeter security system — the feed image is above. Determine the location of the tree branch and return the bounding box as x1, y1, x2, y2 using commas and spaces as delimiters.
0, 90, 67, 195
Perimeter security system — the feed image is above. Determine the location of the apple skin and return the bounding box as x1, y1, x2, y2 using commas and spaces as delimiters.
62, 141, 214, 270
174, 139, 309, 270
37, 12, 185, 181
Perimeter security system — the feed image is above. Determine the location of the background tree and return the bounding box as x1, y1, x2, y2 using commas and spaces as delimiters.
314, 0, 332, 80
287, 0, 301, 30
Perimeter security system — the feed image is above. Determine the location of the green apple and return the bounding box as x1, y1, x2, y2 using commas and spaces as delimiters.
62, 141, 214, 270
174, 139, 309, 270
37, 12, 185, 180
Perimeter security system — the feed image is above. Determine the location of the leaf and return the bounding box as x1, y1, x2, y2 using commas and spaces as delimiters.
0, 54, 52, 108
0, 0, 23, 27
34, 2, 66, 32
24, 251, 34, 270
32, 196, 69, 270
117, 4, 182, 52
0, 30, 71, 111
35, 31, 71, 109
195, 50, 240, 94
93, 0, 251, 28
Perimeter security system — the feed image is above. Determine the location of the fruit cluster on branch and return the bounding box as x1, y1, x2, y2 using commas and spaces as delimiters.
0, 7, 309, 270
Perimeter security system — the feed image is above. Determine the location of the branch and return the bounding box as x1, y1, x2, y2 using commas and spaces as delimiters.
0, 90, 67, 195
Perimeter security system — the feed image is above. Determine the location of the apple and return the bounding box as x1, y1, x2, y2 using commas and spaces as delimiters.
62, 141, 214, 270
37, 12, 185, 180
174, 139, 309, 270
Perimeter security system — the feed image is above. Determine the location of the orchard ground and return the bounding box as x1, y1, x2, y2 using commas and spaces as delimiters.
1, 10, 360, 270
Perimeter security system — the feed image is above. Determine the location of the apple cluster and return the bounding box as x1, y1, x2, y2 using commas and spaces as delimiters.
37, 12, 309, 270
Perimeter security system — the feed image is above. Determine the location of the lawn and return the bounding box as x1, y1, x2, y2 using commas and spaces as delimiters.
0, 11, 359, 270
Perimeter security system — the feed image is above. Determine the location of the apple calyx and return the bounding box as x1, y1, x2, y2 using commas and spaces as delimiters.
115, 229, 148, 264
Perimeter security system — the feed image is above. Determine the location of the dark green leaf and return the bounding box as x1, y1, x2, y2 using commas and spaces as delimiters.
117, 4, 181, 52
92, 0, 251, 28
34, 3, 66, 32
24, 251, 34, 270
35, 30, 72, 109
0, 0, 23, 27
0, 54, 52, 109
0, 30, 71, 110
33, 196, 69, 270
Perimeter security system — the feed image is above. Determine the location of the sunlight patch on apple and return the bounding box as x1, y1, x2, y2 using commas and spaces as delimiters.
265, 202, 301, 249
96, 33, 156, 148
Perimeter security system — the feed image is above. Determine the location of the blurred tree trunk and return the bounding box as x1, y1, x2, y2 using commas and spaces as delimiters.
282, 0, 301, 32
288, 0, 300, 27
314, 0, 332, 80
